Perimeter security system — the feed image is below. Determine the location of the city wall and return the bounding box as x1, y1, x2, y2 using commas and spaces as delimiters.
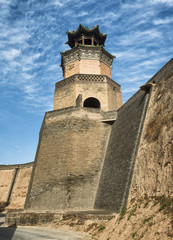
0, 163, 33, 210
94, 89, 150, 211
2, 58, 173, 217
128, 59, 173, 202
94, 58, 173, 211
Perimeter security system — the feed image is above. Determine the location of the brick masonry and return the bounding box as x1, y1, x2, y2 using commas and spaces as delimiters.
4, 59, 173, 216
25, 108, 113, 211
94, 90, 150, 211
0, 163, 33, 209
54, 74, 122, 111
2, 20, 173, 225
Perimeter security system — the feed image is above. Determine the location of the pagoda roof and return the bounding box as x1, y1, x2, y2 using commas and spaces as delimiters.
66, 24, 107, 48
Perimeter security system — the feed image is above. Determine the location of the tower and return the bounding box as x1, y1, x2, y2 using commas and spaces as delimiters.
54, 24, 122, 111
25, 25, 122, 211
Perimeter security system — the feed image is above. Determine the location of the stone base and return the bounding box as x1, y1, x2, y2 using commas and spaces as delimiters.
5, 210, 115, 226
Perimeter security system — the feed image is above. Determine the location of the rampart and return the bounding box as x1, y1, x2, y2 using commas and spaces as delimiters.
128, 59, 173, 201
94, 58, 173, 211
0, 163, 33, 210
25, 107, 114, 211
2, 59, 173, 222
94, 89, 150, 211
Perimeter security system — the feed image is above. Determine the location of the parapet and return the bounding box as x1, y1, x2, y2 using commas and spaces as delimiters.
54, 74, 122, 112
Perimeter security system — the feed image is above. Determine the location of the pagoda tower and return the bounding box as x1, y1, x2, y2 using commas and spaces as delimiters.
25, 25, 122, 212
54, 24, 122, 111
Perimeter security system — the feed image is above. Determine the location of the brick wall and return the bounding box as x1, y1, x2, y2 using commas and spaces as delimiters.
54, 81, 76, 110
25, 108, 112, 211
64, 60, 80, 78
128, 59, 173, 201
100, 62, 111, 78
94, 90, 150, 211
6, 166, 33, 210
63, 59, 112, 79
54, 74, 122, 112
79, 59, 100, 75
0, 163, 33, 209
0, 169, 14, 207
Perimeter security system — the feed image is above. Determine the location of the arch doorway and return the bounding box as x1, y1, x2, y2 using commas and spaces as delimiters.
83, 97, 100, 108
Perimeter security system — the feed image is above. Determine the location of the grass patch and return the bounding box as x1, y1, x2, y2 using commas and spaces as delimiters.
151, 199, 159, 208
143, 216, 153, 224
139, 231, 144, 239
98, 226, 105, 232
119, 206, 127, 221
107, 216, 114, 221
148, 221, 154, 226
156, 196, 173, 226
128, 205, 137, 220
132, 231, 137, 238
158, 196, 173, 212
144, 200, 149, 208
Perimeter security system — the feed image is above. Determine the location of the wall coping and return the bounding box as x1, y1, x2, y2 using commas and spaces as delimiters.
0, 162, 33, 170
118, 58, 173, 114
45, 106, 117, 123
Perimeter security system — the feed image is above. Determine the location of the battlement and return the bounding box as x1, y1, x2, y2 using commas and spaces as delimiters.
55, 74, 120, 91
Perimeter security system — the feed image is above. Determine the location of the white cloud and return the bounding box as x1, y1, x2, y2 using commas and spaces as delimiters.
151, 0, 173, 4
153, 17, 173, 25
115, 48, 148, 60
62, 9, 73, 16
76, 11, 88, 17
120, 74, 151, 83
22, 53, 41, 65
24, 84, 40, 94
75, 0, 95, 7
132, 58, 163, 68
9, 33, 31, 44
21, 73, 34, 80
122, 87, 139, 93
22, 66, 32, 72
10, 61, 20, 67
119, 30, 161, 47
2, 49, 21, 61
48, 64, 58, 71
85, 11, 119, 24
52, 0, 64, 6
0, 0, 11, 4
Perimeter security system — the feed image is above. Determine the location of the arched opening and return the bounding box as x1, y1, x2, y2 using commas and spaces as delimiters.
83, 97, 100, 108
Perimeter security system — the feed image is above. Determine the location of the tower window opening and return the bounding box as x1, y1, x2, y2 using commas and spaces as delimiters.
94, 40, 97, 46
78, 39, 82, 44
84, 39, 92, 45
84, 97, 100, 108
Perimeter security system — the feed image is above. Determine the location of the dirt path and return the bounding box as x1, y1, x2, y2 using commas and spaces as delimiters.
0, 213, 91, 240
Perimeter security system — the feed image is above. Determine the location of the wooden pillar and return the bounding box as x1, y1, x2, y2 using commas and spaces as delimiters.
91, 37, 94, 46
82, 36, 84, 45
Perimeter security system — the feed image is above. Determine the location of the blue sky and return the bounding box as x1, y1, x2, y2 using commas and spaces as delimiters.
0, 0, 173, 165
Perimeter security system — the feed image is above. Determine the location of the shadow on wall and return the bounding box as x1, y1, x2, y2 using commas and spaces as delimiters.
94, 90, 150, 212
